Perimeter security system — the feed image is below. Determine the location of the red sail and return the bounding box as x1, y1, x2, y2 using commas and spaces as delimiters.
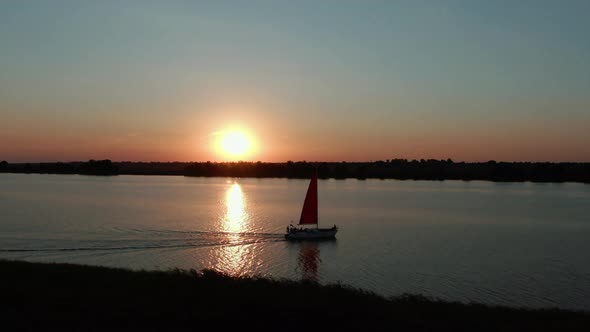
299, 174, 318, 225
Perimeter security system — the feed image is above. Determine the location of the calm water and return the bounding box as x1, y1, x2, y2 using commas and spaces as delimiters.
1, 173, 590, 310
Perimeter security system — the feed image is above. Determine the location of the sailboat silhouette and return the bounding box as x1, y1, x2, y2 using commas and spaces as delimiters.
285, 170, 338, 240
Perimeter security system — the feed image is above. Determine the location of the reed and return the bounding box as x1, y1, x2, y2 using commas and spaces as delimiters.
2, 260, 588, 331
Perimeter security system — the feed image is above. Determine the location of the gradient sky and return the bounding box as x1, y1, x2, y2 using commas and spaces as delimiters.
1, 0, 589, 162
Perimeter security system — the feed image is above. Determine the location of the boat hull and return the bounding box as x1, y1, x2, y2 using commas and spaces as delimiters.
285, 228, 337, 240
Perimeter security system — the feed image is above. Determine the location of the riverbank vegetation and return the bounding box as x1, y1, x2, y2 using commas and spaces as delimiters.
2, 260, 588, 331
1, 159, 589, 183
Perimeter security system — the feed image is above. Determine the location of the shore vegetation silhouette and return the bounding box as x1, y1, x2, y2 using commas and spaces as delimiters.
3, 260, 589, 331
1, 159, 588, 183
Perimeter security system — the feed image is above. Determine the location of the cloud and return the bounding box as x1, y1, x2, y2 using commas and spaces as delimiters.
208, 131, 224, 137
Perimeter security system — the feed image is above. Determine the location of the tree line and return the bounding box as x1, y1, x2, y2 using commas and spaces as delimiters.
1, 159, 589, 183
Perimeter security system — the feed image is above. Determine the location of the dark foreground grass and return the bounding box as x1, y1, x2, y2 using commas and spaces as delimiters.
1, 260, 588, 331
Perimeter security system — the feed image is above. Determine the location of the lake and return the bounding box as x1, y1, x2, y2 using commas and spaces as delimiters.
1, 173, 589, 310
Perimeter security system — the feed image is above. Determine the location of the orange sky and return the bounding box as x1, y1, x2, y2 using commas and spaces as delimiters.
1, 2, 589, 163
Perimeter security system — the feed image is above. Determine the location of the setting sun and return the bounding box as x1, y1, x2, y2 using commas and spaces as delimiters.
215, 129, 255, 159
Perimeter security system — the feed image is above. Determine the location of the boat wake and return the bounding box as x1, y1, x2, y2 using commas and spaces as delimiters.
0, 228, 286, 253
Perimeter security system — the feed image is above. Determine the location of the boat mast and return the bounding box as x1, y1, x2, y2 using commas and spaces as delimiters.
315, 167, 319, 229
299, 166, 319, 228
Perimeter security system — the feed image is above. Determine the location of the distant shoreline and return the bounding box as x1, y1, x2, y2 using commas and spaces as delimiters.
1, 159, 589, 183
2, 260, 589, 331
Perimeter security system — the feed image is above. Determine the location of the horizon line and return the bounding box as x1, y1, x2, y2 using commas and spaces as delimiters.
3, 159, 590, 164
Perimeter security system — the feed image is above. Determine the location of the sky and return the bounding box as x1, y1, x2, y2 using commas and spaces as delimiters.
1, 0, 589, 162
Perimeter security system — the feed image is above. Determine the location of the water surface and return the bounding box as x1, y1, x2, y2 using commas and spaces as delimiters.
1, 174, 589, 310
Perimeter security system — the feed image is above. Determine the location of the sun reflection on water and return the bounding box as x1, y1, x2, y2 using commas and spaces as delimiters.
214, 182, 255, 275
223, 182, 248, 234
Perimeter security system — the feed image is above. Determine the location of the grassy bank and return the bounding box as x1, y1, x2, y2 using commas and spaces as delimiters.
1, 260, 588, 331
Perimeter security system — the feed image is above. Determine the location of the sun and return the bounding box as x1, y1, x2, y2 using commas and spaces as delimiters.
221, 132, 250, 155
216, 130, 254, 159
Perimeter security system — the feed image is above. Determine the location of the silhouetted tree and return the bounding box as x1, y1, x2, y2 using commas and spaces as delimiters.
2, 159, 589, 183
78, 159, 118, 175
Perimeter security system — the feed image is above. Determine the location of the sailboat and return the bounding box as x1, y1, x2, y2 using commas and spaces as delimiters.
285, 171, 338, 240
